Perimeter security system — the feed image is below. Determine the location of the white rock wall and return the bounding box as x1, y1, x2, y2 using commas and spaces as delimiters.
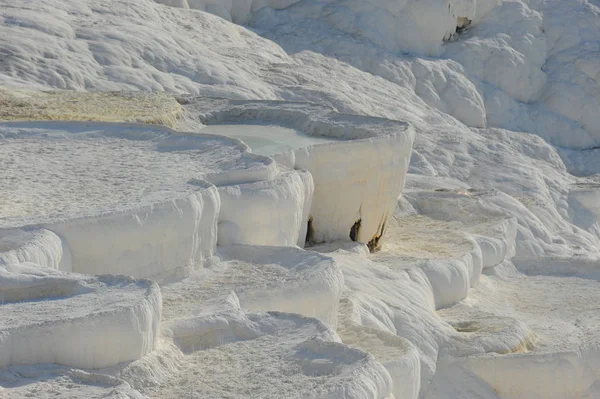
294, 133, 414, 248
462, 349, 600, 399
0, 228, 72, 272
47, 185, 219, 279
0, 266, 162, 369
191, 99, 416, 249
217, 168, 313, 247
219, 245, 344, 327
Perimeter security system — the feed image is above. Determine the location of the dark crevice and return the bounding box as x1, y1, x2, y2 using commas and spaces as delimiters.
367, 222, 386, 252
444, 17, 472, 42
455, 17, 471, 35
305, 217, 315, 246
349, 219, 361, 242
175, 95, 193, 105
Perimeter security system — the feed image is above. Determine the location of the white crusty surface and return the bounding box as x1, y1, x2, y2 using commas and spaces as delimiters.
0, 121, 274, 228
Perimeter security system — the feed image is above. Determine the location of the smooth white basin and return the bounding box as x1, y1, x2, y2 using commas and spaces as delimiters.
200, 124, 339, 155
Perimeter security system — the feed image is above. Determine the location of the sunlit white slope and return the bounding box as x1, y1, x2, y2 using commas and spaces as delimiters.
3, 0, 600, 159
1, 0, 600, 398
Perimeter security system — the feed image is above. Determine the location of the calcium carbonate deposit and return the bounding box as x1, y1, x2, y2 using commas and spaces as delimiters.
1, 0, 600, 398
199, 124, 340, 156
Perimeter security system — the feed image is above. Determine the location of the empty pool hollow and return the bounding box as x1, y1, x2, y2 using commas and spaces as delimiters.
199, 124, 340, 156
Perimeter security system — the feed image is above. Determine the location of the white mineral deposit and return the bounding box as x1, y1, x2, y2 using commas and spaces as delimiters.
1, 0, 600, 397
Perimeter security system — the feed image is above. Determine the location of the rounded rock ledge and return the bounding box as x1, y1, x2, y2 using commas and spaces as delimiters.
0, 262, 161, 369
161, 245, 343, 328
0, 120, 279, 278
182, 98, 416, 250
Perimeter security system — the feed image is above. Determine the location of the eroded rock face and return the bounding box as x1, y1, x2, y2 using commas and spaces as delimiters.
217, 168, 314, 247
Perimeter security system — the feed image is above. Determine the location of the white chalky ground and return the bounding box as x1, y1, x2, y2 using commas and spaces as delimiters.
2, 0, 600, 397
